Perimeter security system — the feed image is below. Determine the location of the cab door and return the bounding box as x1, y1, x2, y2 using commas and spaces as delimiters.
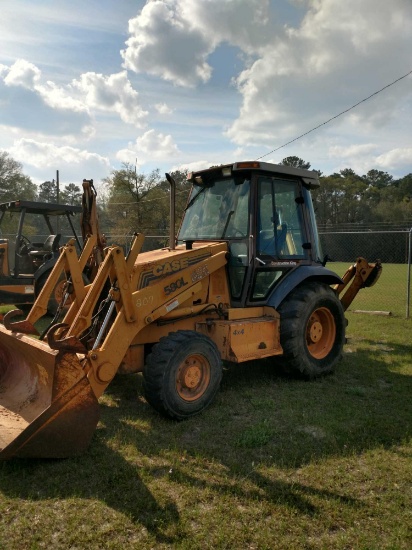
249, 175, 310, 303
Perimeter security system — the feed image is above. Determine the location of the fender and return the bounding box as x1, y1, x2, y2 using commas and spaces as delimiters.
267, 265, 343, 309
33, 252, 60, 287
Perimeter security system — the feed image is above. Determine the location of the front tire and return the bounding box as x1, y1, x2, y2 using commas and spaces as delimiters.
143, 330, 223, 420
277, 281, 345, 378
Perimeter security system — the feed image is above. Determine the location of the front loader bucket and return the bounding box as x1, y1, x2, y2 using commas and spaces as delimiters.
0, 325, 99, 459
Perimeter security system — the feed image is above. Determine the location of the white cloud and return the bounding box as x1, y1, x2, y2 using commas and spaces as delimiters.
8, 138, 109, 167
172, 159, 211, 173
329, 144, 378, 159
122, 1, 212, 87
179, 0, 270, 53
8, 138, 110, 183
136, 129, 180, 157
3, 59, 41, 89
116, 129, 180, 165
155, 102, 173, 115
1, 60, 148, 128
324, 142, 412, 176
38, 81, 88, 113
226, 0, 412, 148
375, 148, 412, 171
122, 0, 270, 87
73, 71, 148, 126
2, 0, 411, 182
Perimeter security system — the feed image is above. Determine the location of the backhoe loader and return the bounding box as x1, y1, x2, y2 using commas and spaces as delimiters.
0, 199, 82, 313
0, 161, 381, 459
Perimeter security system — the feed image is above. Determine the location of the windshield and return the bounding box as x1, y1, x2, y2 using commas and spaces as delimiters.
178, 177, 250, 241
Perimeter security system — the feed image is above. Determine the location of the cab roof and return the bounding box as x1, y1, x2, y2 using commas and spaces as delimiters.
0, 200, 82, 216
188, 160, 320, 189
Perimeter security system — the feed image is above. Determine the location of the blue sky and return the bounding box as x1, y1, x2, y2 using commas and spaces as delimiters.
0, 0, 411, 190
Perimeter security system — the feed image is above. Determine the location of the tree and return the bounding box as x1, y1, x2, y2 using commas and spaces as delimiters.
337, 169, 368, 224
312, 175, 341, 225
60, 183, 82, 205
144, 169, 190, 237
373, 173, 412, 224
280, 156, 311, 170
0, 150, 37, 202
397, 173, 412, 202
102, 166, 192, 247
363, 169, 393, 189
38, 179, 58, 203
312, 169, 369, 226
104, 165, 162, 241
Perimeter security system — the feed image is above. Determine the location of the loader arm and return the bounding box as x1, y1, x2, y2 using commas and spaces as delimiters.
51, 244, 228, 399
0, 238, 228, 458
334, 257, 382, 311
3, 235, 97, 333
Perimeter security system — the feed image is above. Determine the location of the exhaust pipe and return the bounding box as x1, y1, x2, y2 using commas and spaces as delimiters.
166, 173, 176, 250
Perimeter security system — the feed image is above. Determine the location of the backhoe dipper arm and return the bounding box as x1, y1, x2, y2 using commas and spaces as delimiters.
81, 179, 107, 279
334, 257, 382, 311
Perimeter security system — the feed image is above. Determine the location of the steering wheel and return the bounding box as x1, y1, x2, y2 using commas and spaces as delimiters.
19, 234, 32, 253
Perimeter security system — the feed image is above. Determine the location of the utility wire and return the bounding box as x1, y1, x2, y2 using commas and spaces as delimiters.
108, 188, 188, 206
256, 69, 412, 161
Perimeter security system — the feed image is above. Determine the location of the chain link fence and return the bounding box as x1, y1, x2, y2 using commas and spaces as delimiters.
16, 230, 410, 318
320, 229, 412, 318
120, 231, 412, 318
131, 231, 412, 318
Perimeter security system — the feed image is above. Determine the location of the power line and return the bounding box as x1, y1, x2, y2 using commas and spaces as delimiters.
256, 69, 412, 161
107, 188, 188, 206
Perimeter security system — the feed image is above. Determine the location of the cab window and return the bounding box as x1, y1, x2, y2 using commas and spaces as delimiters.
257, 177, 306, 259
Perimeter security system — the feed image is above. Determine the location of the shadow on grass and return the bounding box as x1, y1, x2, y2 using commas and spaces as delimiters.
98, 338, 412, 471
0, 439, 179, 544
0, 338, 410, 543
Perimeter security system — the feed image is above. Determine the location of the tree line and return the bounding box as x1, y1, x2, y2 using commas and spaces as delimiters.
1, 151, 411, 244
280, 156, 412, 228
0, 151, 84, 205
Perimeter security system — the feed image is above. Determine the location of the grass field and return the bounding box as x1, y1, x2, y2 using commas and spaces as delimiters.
0, 267, 411, 549
330, 261, 410, 318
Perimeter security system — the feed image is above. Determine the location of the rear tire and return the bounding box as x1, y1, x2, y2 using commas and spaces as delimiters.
277, 281, 345, 378
143, 330, 223, 420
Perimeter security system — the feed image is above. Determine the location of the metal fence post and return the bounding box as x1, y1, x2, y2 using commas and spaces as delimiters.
407, 227, 412, 319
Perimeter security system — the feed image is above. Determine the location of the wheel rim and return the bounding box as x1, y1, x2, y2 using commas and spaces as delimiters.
176, 353, 211, 402
306, 307, 336, 359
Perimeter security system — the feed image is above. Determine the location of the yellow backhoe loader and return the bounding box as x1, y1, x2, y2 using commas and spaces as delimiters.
0, 162, 381, 459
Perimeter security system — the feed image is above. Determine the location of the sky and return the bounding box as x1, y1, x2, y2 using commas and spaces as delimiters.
0, 0, 411, 189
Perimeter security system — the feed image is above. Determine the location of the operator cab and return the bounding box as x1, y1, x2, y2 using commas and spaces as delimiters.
178, 161, 322, 307
0, 200, 82, 278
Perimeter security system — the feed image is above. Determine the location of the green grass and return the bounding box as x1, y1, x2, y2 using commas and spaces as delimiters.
0, 312, 411, 549
330, 261, 410, 317
0, 267, 411, 549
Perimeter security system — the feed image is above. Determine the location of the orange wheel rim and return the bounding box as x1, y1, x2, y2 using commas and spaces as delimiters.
176, 354, 211, 402
306, 307, 336, 359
